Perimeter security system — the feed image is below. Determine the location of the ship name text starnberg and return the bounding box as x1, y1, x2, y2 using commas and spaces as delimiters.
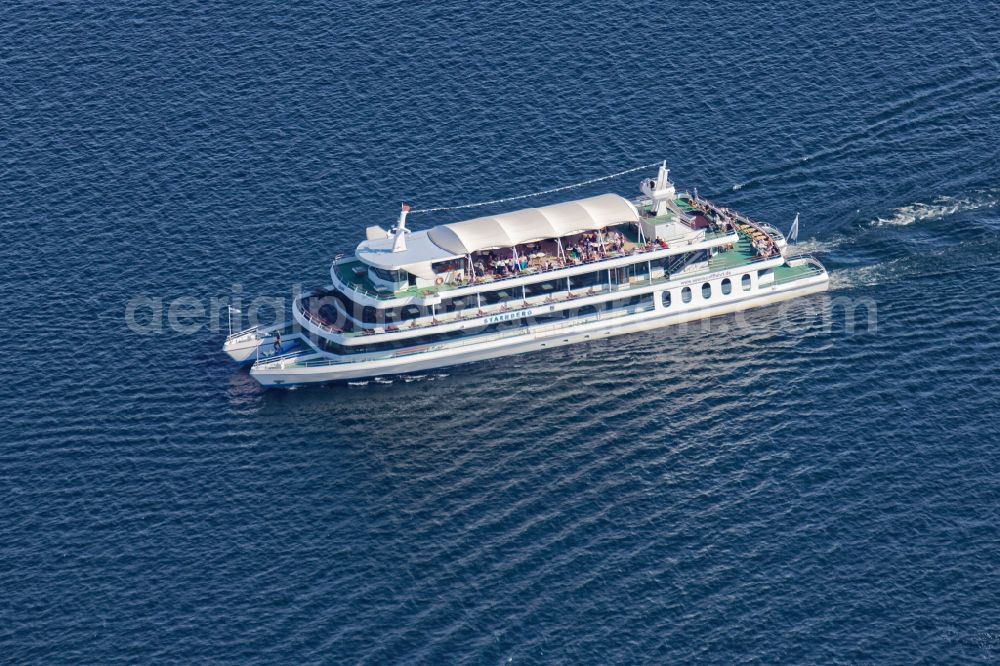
223, 163, 829, 387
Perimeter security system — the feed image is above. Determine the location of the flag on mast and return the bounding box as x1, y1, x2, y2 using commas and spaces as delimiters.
788, 213, 799, 244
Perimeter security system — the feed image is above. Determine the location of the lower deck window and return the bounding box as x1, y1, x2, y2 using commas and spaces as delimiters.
569, 271, 603, 290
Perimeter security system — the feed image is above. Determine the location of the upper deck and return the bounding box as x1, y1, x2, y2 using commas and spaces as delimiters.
332, 195, 747, 304
299, 222, 811, 343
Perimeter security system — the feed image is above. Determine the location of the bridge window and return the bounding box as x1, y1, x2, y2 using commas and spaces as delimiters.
682, 286, 692, 303
369, 266, 408, 284
430, 258, 465, 274
721, 278, 732, 295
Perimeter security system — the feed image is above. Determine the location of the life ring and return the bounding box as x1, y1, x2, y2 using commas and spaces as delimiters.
435, 276, 444, 285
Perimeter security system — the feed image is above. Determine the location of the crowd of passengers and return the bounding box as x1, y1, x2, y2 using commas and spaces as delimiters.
688, 198, 778, 259
471, 230, 670, 281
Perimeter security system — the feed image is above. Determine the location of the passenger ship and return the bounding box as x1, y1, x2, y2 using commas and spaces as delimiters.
224, 163, 829, 387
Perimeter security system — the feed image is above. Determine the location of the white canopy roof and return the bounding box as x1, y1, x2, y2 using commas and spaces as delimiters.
427, 193, 639, 255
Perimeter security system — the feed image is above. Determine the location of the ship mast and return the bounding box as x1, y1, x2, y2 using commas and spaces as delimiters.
647, 161, 676, 217
392, 203, 411, 252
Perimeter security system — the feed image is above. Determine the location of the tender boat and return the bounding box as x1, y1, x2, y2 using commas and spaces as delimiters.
223, 163, 829, 387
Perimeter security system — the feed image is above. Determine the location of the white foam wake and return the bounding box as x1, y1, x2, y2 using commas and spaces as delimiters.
871, 190, 999, 227
828, 264, 887, 291
789, 238, 842, 255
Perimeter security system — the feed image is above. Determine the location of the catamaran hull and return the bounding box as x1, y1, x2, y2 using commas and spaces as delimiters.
250, 274, 828, 387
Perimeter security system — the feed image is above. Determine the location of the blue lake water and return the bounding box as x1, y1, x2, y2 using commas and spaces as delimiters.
3, 0, 1000, 662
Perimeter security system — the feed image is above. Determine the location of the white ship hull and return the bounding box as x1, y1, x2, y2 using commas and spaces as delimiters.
224, 164, 830, 389
250, 272, 828, 387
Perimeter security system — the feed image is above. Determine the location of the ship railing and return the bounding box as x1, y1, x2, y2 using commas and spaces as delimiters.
256, 300, 659, 370
303, 281, 627, 338
253, 349, 312, 367
260, 256, 827, 372
756, 222, 786, 241
227, 318, 304, 343
771, 255, 827, 287
355, 282, 626, 335
316, 248, 783, 338
295, 297, 348, 334
782, 253, 826, 269
280, 257, 810, 368
332, 228, 736, 302
225, 324, 260, 342
687, 195, 785, 240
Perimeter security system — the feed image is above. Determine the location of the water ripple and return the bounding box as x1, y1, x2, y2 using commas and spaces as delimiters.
4, 0, 1000, 663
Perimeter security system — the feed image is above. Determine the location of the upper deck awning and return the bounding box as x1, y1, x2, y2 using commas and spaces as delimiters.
426, 193, 640, 255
